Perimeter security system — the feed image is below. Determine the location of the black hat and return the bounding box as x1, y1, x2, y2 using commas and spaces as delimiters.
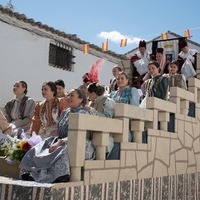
139, 40, 146, 48
179, 40, 188, 49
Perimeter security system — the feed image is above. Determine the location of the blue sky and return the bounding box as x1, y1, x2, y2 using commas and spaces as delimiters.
1, 0, 200, 54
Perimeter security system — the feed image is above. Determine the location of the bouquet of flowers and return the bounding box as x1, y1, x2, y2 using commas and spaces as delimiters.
0, 139, 31, 163
0, 132, 42, 164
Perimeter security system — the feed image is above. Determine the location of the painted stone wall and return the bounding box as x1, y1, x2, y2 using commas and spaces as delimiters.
1, 55, 200, 199
66, 76, 200, 185
0, 173, 199, 199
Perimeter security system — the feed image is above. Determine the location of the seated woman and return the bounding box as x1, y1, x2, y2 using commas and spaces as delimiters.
109, 71, 140, 106
164, 61, 187, 90
54, 79, 67, 98
87, 82, 115, 117
87, 82, 116, 159
141, 61, 169, 106
109, 66, 122, 92
140, 61, 169, 142
109, 72, 140, 143
20, 89, 94, 183
30, 81, 68, 139
0, 80, 35, 136
143, 47, 167, 81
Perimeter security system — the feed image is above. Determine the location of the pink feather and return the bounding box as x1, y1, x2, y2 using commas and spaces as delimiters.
83, 58, 104, 83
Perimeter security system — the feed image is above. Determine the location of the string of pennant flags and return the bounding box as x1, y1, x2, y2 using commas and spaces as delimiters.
83, 29, 193, 54
161, 29, 191, 40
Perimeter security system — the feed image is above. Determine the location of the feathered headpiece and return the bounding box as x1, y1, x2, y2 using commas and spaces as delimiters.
82, 58, 104, 83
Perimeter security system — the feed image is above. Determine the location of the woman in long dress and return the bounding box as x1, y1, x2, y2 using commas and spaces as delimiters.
30, 81, 68, 138
141, 61, 169, 101
20, 89, 94, 183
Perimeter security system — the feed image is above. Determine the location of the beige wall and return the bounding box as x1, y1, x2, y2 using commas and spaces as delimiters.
67, 75, 200, 186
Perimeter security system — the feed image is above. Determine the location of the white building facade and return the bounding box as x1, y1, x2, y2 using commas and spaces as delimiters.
0, 6, 124, 106
126, 31, 200, 59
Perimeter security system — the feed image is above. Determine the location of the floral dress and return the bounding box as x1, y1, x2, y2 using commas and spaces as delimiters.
30, 97, 67, 138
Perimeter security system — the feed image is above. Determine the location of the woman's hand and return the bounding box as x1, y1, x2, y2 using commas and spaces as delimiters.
49, 141, 61, 153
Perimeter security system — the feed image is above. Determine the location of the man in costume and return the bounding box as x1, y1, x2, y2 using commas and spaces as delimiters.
131, 40, 151, 88
178, 39, 198, 79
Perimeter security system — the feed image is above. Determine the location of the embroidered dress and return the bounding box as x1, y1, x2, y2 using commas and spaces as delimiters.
31, 98, 67, 138
20, 106, 94, 183
144, 74, 169, 100
109, 86, 140, 106
164, 73, 187, 90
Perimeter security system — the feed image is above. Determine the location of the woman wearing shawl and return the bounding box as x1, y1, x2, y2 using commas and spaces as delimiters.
20, 89, 94, 183
164, 60, 187, 90
30, 81, 68, 139
141, 61, 169, 103
109, 71, 140, 106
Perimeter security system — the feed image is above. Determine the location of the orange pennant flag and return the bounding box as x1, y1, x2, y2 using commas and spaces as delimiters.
102, 40, 108, 51
120, 38, 127, 47
184, 29, 191, 39
83, 44, 89, 54
161, 33, 168, 40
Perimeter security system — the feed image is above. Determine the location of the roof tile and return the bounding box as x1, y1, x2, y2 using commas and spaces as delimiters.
0, 5, 126, 59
